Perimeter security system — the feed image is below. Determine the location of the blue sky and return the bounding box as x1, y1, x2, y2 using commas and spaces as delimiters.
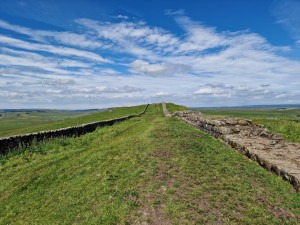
0, 0, 299, 109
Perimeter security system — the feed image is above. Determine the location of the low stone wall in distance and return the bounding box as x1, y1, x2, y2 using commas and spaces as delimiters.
0, 104, 149, 155
173, 110, 300, 192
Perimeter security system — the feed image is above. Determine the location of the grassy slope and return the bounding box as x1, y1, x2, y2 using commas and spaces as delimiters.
0, 105, 145, 138
199, 108, 300, 143
0, 110, 96, 137
166, 103, 188, 113
0, 104, 299, 224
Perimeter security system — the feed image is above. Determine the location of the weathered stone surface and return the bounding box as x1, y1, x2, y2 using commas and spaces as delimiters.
172, 110, 300, 191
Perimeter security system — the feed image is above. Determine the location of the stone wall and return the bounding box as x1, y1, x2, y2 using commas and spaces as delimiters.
0, 104, 149, 155
173, 110, 300, 191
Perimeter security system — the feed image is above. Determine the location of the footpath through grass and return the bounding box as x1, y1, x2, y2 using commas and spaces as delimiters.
0, 104, 299, 224
0, 105, 145, 138
198, 108, 300, 143
165, 103, 188, 113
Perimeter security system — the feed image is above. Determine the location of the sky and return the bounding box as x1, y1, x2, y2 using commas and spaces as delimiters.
0, 0, 299, 109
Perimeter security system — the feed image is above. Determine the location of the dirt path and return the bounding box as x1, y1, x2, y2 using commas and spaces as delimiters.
173, 110, 300, 191
130, 149, 173, 225
162, 102, 171, 117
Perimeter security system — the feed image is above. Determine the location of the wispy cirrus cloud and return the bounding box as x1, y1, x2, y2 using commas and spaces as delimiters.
75, 18, 179, 59
271, 0, 300, 44
0, 11, 300, 108
0, 35, 110, 63
1, 47, 91, 68
0, 19, 103, 49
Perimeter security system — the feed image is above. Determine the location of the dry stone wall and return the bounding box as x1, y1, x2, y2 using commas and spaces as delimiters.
173, 110, 300, 191
0, 104, 149, 155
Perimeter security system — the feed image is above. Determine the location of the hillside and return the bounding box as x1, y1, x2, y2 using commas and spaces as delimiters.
0, 105, 146, 138
0, 104, 299, 224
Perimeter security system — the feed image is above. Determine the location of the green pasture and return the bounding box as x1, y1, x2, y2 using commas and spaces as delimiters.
0, 105, 145, 138
0, 104, 299, 224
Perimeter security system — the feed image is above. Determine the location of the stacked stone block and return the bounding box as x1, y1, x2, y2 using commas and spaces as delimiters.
173, 110, 300, 191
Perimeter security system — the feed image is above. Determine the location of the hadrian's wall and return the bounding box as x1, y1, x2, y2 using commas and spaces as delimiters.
172, 110, 300, 192
0, 104, 149, 155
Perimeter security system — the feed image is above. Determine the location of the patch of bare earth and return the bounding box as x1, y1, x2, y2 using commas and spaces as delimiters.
128, 148, 229, 224
256, 197, 300, 222
129, 149, 174, 225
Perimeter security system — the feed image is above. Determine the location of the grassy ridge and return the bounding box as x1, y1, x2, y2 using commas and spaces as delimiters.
165, 103, 188, 113
0, 104, 299, 224
0, 105, 146, 138
198, 108, 300, 143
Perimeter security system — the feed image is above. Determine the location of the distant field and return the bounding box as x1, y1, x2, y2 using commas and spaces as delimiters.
0, 110, 100, 136
1, 103, 299, 224
0, 105, 146, 138
196, 107, 300, 142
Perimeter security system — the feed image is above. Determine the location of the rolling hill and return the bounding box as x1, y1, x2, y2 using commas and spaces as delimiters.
0, 103, 299, 224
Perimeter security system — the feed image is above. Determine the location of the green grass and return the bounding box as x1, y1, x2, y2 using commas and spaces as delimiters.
0, 105, 146, 138
0, 110, 92, 136
197, 107, 300, 121
253, 119, 300, 143
1, 104, 299, 224
166, 103, 188, 113
198, 108, 300, 143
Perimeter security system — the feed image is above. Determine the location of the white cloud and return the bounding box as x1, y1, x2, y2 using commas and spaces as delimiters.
130, 60, 190, 76
174, 16, 228, 53
0, 67, 19, 76
46, 89, 63, 94
75, 18, 179, 58
194, 88, 224, 95
151, 91, 171, 98
1, 14, 300, 108
191, 82, 293, 103
79, 85, 143, 94
194, 83, 232, 98
1, 47, 92, 68
0, 20, 102, 49
275, 94, 287, 99
0, 36, 110, 63
113, 15, 129, 20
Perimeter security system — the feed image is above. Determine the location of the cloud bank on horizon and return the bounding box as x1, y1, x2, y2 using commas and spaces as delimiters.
0, 0, 299, 109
